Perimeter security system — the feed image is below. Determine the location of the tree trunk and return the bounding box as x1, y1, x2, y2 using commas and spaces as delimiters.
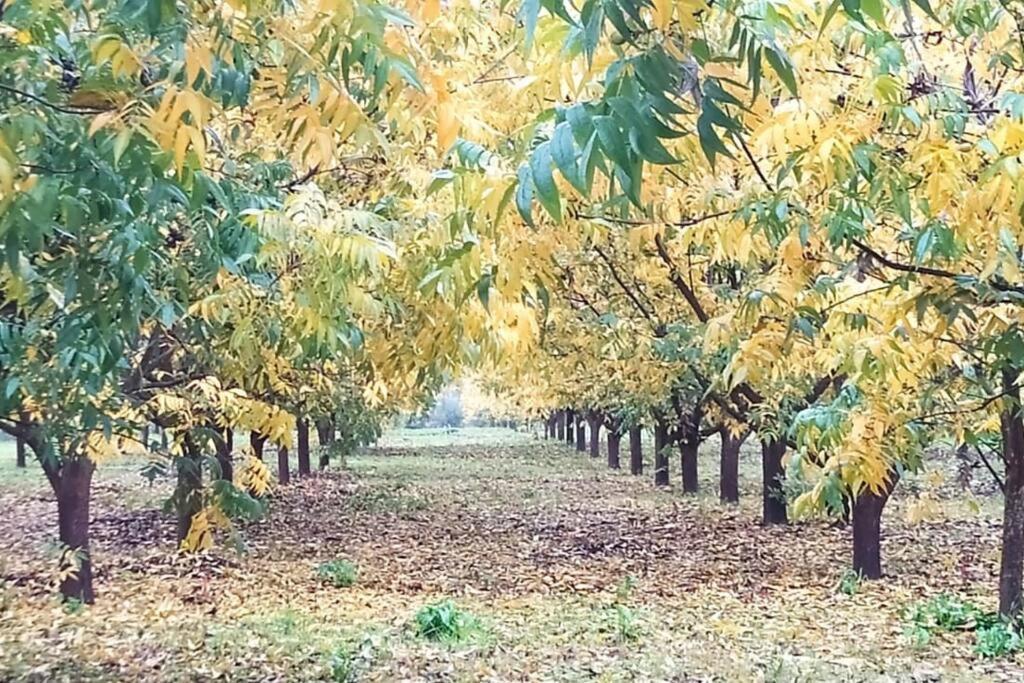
761, 438, 788, 525
250, 430, 266, 461
851, 474, 899, 579
15, 435, 26, 468
297, 419, 311, 476
607, 430, 621, 469
215, 428, 233, 481
720, 429, 744, 503
141, 426, 150, 450
318, 418, 334, 470
277, 444, 290, 485
654, 420, 670, 486
680, 440, 699, 494
565, 409, 575, 445
225, 428, 233, 454
575, 416, 586, 452
175, 445, 203, 546
1000, 369, 1024, 616
556, 410, 566, 440
56, 457, 95, 604
629, 426, 643, 475
588, 416, 601, 458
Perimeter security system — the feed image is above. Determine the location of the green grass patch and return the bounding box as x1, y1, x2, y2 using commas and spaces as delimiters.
317, 559, 358, 588
412, 600, 481, 643
904, 594, 1023, 658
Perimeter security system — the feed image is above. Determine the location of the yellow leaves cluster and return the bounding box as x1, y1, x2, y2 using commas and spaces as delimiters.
147, 86, 212, 171
181, 505, 230, 552
237, 455, 273, 498
92, 35, 142, 79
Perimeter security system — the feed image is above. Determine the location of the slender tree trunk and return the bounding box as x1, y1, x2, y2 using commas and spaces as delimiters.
654, 419, 670, 486
607, 430, 621, 469
56, 457, 95, 604
141, 426, 150, 450
15, 435, 26, 468
225, 428, 233, 454
250, 431, 266, 461
556, 410, 566, 440
215, 428, 233, 481
720, 429, 745, 503
297, 419, 311, 476
565, 409, 575, 445
851, 474, 899, 579
761, 438, 788, 525
277, 445, 290, 485
575, 416, 587, 452
317, 418, 334, 470
588, 415, 601, 458
175, 443, 203, 546
1000, 369, 1024, 616
680, 440, 699, 494
629, 426, 643, 475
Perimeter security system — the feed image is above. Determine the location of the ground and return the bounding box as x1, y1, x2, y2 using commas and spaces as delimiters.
0, 429, 1019, 681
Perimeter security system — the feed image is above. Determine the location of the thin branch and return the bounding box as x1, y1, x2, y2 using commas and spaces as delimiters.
654, 233, 709, 323
974, 444, 1005, 493
0, 83, 111, 115
849, 237, 1024, 296
592, 243, 659, 328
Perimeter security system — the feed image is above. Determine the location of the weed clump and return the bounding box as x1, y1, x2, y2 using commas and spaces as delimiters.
904, 593, 1023, 658
412, 600, 478, 643
317, 559, 358, 588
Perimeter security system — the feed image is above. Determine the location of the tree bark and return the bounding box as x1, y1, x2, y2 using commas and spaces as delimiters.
175, 443, 203, 546
250, 430, 266, 461
607, 430, 621, 469
565, 409, 575, 445
575, 415, 587, 452
761, 438, 788, 525
588, 414, 601, 458
679, 440, 699, 494
629, 426, 643, 475
851, 473, 899, 579
215, 428, 233, 481
297, 419, 311, 476
15, 435, 26, 468
56, 456, 95, 604
225, 428, 233, 454
654, 419, 670, 486
318, 418, 334, 469
277, 444, 290, 485
556, 410, 566, 440
720, 429, 745, 503
1000, 368, 1024, 616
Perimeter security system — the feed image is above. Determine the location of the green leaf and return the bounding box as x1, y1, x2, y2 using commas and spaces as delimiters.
515, 164, 535, 227
861, 0, 884, 24
552, 122, 586, 193
477, 270, 492, 311
531, 142, 561, 223
765, 47, 798, 97
593, 115, 631, 172
520, 0, 541, 50
819, 0, 842, 37
697, 115, 732, 168
909, 0, 938, 20
427, 170, 456, 196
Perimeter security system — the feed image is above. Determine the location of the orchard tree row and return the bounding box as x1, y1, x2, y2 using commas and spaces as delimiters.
5, 0, 1024, 627
442, 0, 1024, 620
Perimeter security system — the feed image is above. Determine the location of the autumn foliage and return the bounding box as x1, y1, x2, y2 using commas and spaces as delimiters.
2, 0, 1024, 676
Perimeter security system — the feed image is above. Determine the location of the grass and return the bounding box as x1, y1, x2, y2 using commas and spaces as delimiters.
317, 559, 358, 587
0, 427, 1019, 680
